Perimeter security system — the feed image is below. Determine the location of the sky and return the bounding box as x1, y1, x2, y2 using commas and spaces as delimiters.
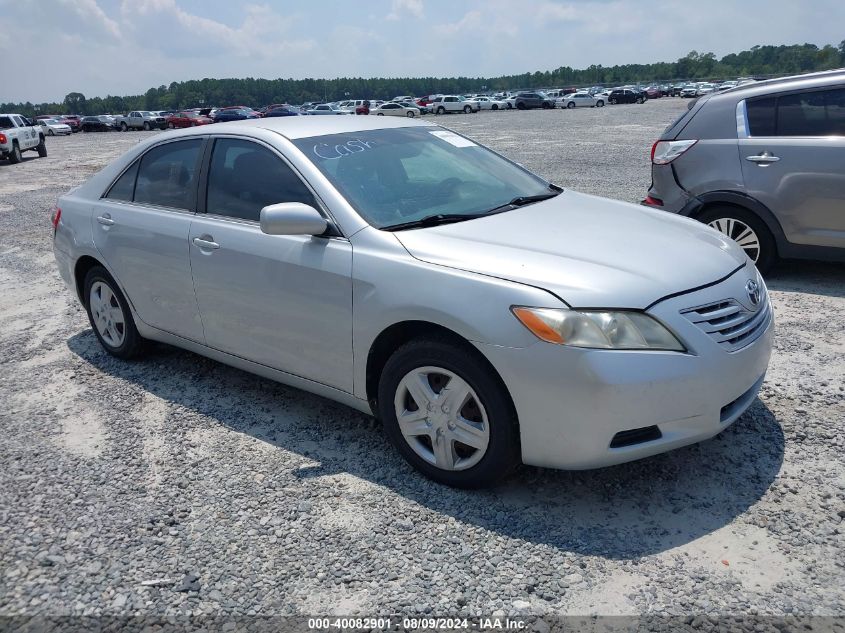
1, 0, 842, 103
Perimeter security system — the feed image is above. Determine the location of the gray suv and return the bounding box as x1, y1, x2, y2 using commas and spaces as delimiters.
643, 69, 845, 272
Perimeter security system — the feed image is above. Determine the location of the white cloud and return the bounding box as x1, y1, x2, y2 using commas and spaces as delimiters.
120, 0, 315, 58
386, 0, 424, 21
433, 10, 483, 37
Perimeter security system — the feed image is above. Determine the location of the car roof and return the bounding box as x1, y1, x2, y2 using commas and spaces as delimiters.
715, 68, 845, 98
174, 114, 435, 140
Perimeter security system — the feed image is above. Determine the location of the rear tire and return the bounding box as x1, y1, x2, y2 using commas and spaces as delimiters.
610, 98, 618, 105
37, 137, 47, 158
696, 206, 777, 274
377, 338, 520, 488
83, 266, 145, 359
9, 142, 22, 164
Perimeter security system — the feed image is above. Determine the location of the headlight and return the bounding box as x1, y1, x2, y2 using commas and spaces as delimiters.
512, 307, 685, 351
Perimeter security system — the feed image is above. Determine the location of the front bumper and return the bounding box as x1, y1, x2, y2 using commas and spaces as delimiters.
476, 262, 773, 470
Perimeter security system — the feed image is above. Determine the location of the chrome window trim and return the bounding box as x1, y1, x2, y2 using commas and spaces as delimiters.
735, 100, 749, 139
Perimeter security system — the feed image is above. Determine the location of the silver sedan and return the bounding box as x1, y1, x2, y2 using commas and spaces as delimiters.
52, 117, 773, 488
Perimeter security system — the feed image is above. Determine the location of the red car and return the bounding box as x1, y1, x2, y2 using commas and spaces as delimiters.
166, 111, 213, 128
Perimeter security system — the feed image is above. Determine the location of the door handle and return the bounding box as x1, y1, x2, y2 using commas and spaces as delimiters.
192, 236, 220, 250
96, 214, 114, 226
745, 152, 780, 165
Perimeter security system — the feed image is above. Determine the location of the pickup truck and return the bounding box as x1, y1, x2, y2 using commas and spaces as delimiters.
0, 114, 47, 164
113, 111, 168, 131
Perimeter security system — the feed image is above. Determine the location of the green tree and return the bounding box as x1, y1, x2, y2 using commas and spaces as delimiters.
63, 92, 87, 114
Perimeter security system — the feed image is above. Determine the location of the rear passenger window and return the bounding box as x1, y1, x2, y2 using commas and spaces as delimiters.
778, 91, 826, 136
748, 88, 845, 137
206, 138, 316, 222
746, 97, 776, 136
106, 161, 139, 201
134, 139, 202, 210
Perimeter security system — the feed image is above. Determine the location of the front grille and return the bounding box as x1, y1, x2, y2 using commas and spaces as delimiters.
681, 297, 771, 352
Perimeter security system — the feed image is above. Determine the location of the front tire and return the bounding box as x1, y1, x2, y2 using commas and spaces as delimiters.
696, 206, 776, 273
463, 105, 472, 114
84, 266, 145, 359
596, 100, 604, 107
143, 121, 151, 131
610, 98, 617, 105
566, 101, 575, 109
377, 338, 520, 488
406, 110, 416, 117
37, 137, 47, 158
120, 122, 128, 131
48, 129, 55, 136
437, 106, 446, 115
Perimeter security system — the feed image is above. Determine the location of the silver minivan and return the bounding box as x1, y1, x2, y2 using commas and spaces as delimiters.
644, 69, 845, 272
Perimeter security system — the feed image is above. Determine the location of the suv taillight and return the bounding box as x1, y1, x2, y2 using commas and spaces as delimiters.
651, 139, 697, 165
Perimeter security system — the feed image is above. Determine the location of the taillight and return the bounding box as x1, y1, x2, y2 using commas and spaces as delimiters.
0, 133, 7, 144
51, 207, 61, 235
651, 139, 697, 165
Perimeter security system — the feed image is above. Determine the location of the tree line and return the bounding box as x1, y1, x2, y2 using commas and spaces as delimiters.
4, 42, 843, 116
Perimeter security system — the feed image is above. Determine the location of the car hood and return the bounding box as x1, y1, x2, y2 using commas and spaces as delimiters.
392, 190, 747, 309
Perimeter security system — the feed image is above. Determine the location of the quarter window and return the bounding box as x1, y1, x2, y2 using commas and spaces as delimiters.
205, 138, 316, 222
106, 161, 140, 201
134, 139, 203, 210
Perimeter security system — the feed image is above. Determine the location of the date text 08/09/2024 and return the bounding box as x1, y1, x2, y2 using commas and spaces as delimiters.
308, 616, 527, 630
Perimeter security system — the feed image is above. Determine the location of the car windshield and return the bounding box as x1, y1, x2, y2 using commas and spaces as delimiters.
293, 127, 556, 230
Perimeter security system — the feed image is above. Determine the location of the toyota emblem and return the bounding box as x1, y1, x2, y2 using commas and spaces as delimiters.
746, 279, 761, 307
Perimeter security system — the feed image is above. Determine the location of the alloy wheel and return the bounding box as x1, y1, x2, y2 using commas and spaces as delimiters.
707, 217, 761, 263
89, 281, 126, 347
393, 366, 490, 471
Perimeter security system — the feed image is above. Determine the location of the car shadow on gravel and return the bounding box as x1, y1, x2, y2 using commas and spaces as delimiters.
765, 260, 845, 299
67, 331, 784, 559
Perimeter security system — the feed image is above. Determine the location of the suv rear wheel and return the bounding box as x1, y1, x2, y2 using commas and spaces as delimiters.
697, 206, 776, 273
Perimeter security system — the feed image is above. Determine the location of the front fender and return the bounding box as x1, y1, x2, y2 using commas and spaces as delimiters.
350, 227, 564, 399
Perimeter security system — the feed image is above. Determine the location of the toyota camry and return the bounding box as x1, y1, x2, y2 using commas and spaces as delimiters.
52, 116, 773, 488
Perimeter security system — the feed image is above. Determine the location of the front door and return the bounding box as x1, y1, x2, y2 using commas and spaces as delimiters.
188, 137, 353, 392
740, 87, 845, 249
91, 138, 206, 342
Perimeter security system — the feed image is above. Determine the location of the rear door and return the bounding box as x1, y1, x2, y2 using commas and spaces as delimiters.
188, 136, 353, 391
92, 137, 206, 342
739, 87, 845, 248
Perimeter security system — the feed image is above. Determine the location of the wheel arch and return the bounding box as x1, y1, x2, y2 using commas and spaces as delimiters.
364, 320, 516, 421
73, 255, 104, 305
690, 191, 787, 254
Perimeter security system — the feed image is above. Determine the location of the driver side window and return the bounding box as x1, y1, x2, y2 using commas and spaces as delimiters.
205, 138, 317, 222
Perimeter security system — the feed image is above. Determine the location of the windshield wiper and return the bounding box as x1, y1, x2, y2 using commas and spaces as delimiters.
484, 189, 562, 215
382, 213, 486, 232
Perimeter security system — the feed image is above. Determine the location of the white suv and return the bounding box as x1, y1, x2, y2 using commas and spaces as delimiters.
429, 96, 480, 114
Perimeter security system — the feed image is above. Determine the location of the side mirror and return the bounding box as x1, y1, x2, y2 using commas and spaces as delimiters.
260, 203, 329, 236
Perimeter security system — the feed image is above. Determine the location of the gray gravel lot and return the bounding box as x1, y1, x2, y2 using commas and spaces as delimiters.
1, 99, 844, 623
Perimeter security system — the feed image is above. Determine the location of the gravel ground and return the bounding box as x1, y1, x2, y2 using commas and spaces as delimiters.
1, 99, 844, 626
